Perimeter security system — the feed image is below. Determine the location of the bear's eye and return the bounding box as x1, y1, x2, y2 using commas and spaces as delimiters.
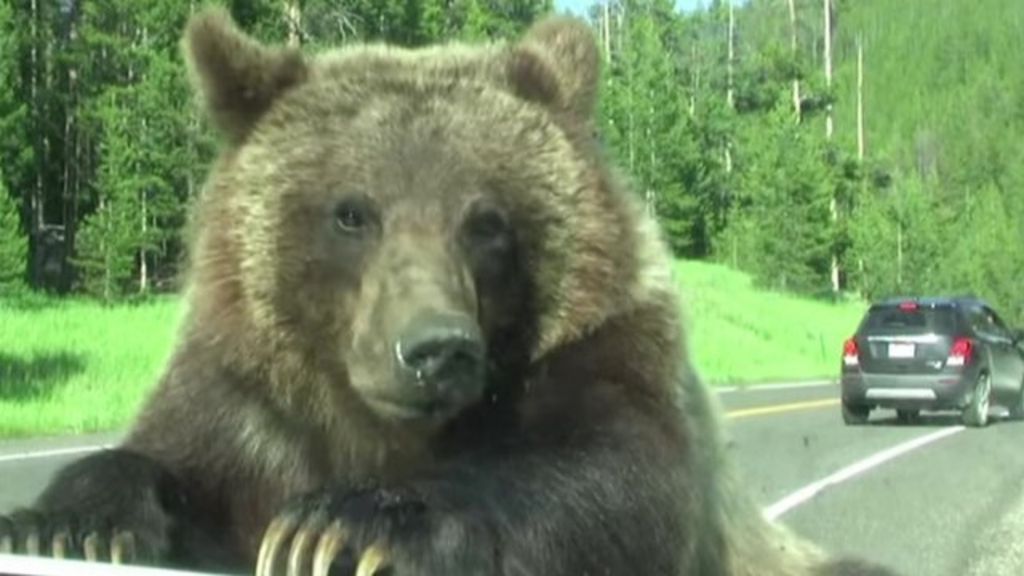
334, 198, 374, 234
465, 209, 509, 243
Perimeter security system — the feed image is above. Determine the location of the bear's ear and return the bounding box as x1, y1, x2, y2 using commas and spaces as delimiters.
506, 15, 600, 120
182, 7, 309, 145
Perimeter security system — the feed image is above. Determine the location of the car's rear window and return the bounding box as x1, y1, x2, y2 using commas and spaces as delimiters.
863, 304, 957, 334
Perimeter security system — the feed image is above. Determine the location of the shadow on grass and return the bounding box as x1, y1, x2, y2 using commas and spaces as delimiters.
0, 290, 71, 311
1, 291, 180, 313
0, 352, 87, 400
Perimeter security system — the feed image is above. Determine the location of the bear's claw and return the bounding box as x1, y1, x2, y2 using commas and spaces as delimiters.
0, 515, 14, 553
350, 543, 387, 576
110, 531, 137, 564
257, 513, 391, 576
0, 512, 138, 563
50, 527, 71, 559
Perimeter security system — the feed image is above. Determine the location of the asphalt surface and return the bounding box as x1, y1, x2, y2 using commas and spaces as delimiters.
722, 382, 1024, 576
2, 381, 1023, 575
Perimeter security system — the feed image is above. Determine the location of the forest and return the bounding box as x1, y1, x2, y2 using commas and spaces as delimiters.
1, 0, 1022, 323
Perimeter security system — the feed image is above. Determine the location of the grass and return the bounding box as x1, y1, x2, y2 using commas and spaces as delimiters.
0, 261, 868, 438
674, 259, 868, 385
0, 295, 184, 438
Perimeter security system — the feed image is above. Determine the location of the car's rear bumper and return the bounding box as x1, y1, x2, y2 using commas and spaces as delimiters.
840, 369, 977, 410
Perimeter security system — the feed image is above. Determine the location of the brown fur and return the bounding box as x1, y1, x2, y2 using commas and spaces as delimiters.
6, 8, 899, 576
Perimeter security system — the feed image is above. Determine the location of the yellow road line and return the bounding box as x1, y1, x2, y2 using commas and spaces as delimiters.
726, 398, 839, 419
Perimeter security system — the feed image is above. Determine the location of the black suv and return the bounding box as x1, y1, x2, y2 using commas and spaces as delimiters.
840, 296, 1024, 427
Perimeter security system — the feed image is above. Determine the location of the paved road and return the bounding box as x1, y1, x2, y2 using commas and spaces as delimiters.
2, 381, 1024, 575
722, 382, 1024, 576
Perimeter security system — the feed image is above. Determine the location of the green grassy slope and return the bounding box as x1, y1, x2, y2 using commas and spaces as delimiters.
675, 260, 867, 385
0, 261, 867, 437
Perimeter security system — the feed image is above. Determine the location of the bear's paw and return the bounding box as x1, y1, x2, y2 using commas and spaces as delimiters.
257, 486, 499, 576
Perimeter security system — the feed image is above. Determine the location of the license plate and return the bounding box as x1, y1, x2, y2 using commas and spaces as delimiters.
888, 342, 915, 358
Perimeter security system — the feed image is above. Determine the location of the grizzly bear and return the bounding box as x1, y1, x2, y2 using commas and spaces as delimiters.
1, 8, 898, 576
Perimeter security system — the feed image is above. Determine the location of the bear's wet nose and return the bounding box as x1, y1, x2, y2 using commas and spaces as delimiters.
395, 312, 485, 388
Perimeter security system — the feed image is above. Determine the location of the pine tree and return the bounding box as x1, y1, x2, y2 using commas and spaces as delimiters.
731, 103, 834, 294
0, 0, 28, 196
73, 89, 145, 302
0, 168, 27, 294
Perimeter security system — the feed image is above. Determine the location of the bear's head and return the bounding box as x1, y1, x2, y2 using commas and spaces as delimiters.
180, 9, 676, 434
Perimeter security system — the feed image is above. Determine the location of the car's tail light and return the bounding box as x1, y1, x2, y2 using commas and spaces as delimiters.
843, 337, 859, 366
947, 338, 973, 367
899, 301, 918, 311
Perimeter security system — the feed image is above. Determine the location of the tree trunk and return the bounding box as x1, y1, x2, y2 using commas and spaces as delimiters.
138, 24, 148, 294
724, 0, 734, 174
857, 33, 865, 162
61, 1, 81, 293
824, 0, 834, 139
726, 0, 734, 110
27, 0, 44, 287
824, 0, 840, 294
787, 0, 801, 120
188, 0, 199, 202
98, 196, 110, 302
621, 6, 634, 173
285, 0, 302, 47
140, 187, 147, 293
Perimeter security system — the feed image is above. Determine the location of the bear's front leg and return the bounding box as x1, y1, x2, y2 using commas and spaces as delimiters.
255, 407, 691, 576
1, 448, 244, 572
256, 485, 499, 576
0, 449, 185, 565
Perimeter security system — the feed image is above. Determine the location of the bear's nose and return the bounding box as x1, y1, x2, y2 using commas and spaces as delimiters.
395, 312, 485, 387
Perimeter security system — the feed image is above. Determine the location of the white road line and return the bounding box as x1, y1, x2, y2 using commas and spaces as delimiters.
762, 425, 965, 521
0, 445, 112, 464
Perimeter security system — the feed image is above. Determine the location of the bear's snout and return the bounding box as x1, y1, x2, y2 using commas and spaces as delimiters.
390, 311, 486, 415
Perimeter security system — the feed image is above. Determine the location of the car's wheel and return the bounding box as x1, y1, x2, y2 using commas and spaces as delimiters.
896, 409, 920, 423
842, 401, 870, 425
962, 371, 991, 428
1008, 377, 1024, 420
